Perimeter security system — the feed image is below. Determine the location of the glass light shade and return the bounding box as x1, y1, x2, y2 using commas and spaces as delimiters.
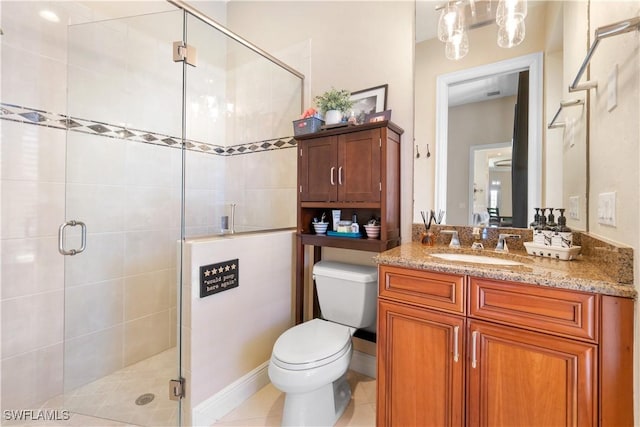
497, 19, 525, 48
445, 31, 469, 60
496, 0, 527, 27
438, 4, 464, 42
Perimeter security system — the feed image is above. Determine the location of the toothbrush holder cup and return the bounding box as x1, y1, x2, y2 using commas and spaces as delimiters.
313, 222, 329, 234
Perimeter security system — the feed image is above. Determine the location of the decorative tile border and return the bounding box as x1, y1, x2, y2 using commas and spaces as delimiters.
0, 103, 297, 156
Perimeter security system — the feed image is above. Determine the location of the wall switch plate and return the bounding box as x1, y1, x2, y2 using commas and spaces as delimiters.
597, 192, 616, 226
607, 64, 618, 112
568, 196, 579, 220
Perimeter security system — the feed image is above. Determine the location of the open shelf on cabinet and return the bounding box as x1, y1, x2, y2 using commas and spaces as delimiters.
298, 232, 399, 252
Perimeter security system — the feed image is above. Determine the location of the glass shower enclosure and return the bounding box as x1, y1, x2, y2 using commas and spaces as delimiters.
59, 3, 303, 426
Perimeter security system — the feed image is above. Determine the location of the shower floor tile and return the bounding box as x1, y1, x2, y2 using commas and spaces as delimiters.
25, 347, 179, 427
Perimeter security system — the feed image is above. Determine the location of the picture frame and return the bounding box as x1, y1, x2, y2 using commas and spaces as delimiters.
364, 109, 392, 124
350, 84, 388, 121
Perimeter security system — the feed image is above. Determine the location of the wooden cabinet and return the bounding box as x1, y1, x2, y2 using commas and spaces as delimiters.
377, 264, 634, 427
294, 121, 403, 323
299, 128, 381, 203
296, 121, 402, 251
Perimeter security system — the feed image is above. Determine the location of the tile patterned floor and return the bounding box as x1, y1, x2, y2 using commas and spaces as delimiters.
8, 348, 178, 427
212, 371, 376, 427
6, 355, 375, 427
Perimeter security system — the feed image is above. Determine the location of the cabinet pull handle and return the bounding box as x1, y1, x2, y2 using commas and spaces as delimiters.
330, 167, 335, 185
471, 330, 479, 368
453, 325, 459, 363
338, 166, 343, 185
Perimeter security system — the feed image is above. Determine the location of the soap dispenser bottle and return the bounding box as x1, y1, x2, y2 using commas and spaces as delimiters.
533, 212, 546, 245
546, 208, 557, 229
530, 208, 541, 229
542, 208, 554, 246
551, 209, 572, 248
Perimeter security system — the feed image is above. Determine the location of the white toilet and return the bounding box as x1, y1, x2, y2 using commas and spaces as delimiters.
268, 261, 378, 426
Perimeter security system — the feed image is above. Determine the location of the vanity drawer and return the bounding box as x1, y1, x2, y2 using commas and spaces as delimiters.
379, 265, 465, 314
469, 277, 599, 342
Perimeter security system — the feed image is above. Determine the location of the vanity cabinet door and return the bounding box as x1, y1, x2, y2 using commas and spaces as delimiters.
337, 128, 381, 202
298, 135, 337, 202
377, 299, 464, 427
467, 319, 597, 427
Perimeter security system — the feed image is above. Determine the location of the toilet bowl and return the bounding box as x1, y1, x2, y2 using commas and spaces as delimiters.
269, 319, 354, 426
268, 261, 378, 426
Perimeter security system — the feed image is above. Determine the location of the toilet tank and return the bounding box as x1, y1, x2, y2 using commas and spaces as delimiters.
312, 261, 378, 329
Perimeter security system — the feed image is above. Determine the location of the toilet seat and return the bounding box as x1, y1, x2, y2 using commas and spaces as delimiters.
272, 319, 353, 371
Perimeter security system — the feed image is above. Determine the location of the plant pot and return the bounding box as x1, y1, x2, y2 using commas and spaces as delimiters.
324, 110, 343, 125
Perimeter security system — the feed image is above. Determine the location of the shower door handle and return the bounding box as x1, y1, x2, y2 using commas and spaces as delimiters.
58, 220, 87, 256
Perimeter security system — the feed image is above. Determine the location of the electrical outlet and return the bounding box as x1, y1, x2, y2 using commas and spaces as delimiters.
568, 196, 579, 220
597, 192, 616, 226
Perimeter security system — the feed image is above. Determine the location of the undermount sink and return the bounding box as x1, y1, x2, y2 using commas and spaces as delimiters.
430, 253, 523, 266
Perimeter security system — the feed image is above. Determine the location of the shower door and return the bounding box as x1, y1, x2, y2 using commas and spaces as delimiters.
62, 9, 185, 426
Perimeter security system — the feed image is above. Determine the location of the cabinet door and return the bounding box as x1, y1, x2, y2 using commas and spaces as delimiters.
299, 136, 337, 201
337, 129, 381, 202
377, 299, 464, 427
467, 320, 597, 427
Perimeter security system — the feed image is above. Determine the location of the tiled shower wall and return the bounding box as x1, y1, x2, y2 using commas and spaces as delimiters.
1, 0, 299, 410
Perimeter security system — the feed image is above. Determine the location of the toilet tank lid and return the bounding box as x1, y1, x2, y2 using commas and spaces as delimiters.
312, 261, 377, 283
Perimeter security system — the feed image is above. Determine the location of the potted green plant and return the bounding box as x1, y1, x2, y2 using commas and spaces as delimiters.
314, 88, 354, 125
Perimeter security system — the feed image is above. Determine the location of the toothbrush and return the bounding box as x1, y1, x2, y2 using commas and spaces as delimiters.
420, 211, 429, 231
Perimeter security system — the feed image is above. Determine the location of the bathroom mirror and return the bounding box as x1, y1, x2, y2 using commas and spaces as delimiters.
435, 53, 543, 228
414, 1, 588, 229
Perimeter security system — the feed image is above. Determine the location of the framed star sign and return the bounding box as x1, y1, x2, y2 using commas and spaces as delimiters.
200, 259, 239, 298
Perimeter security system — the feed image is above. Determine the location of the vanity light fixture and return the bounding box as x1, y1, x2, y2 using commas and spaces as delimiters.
436, 0, 528, 60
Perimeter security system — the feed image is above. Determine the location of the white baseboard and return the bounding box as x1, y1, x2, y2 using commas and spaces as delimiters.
192, 361, 270, 427
350, 350, 377, 379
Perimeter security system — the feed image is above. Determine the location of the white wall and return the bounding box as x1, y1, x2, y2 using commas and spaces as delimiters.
182, 230, 294, 425
583, 1, 640, 420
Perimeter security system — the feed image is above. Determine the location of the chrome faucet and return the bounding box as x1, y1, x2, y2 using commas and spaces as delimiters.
495, 233, 521, 253
440, 230, 460, 248
471, 227, 484, 250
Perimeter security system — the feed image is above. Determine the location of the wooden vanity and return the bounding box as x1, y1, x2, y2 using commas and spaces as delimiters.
375, 242, 635, 427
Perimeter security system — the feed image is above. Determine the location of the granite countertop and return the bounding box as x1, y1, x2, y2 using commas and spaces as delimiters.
375, 242, 637, 299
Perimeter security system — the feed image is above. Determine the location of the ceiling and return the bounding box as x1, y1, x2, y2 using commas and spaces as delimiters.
448, 71, 519, 106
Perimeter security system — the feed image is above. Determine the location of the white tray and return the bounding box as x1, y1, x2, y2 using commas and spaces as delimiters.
524, 242, 581, 261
